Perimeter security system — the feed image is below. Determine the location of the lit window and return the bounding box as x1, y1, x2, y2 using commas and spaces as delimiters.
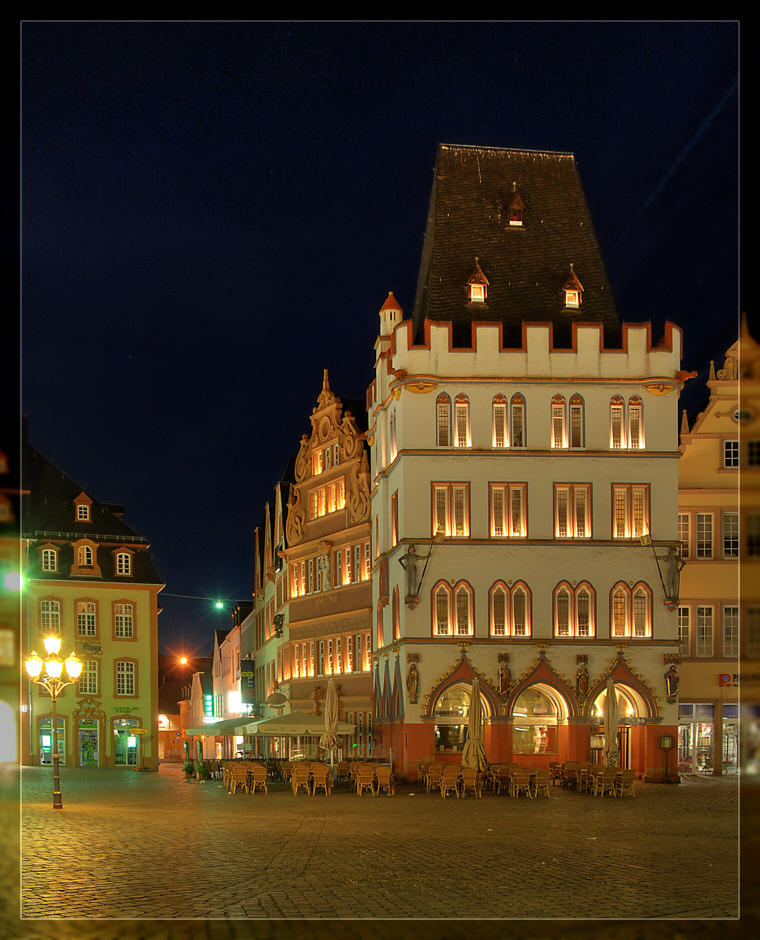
391, 491, 399, 547
78, 544, 94, 567
569, 395, 585, 448
696, 512, 713, 558
41, 548, 57, 572
389, 409, 398, 462
610, 582, 652, 637
76, 503, 90, 521
723, 440, 739, 468
510, 394, 526, 448
467, 261, 488, 302
723, 512, 739, 558
551, 396, 566, 449
492, 396, 507, 448
40, 599, 61, 633
431, 580, 474, 637
612, 485, 649, 539
432, 483, 470, 538
723, 606, 739, 657
678, 513, 690, 559
490, 483, 527, 538
78, 660, 98, 695
115, 552, 132, 576
489, 581, 531, 636
561, 265, 584, 309
436, 394, 451, 446
610, 397, 644, 449
565, 290, 580, 307
116, 660, 136, 695
469, 283, 485, 303
309, 478, 346, 518
610, 398, 625, 450
628, 398, 644, 449
696, 607, 714, 657
555, 484, 591, 538
114, 603, 134, 638
553, 582, 595, 637
678, 607, 690, 657
76, 600, 97, 637
454, 395, 471, 448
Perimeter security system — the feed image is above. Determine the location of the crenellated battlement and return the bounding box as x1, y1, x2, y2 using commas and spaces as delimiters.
387, 318, 683, 383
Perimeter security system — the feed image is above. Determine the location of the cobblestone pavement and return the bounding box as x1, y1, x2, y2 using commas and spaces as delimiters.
2, 762, 756, 940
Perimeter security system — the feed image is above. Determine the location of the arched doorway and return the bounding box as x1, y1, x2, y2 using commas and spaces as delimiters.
587, 683, 648, 769
511, 684, 568, 757
432, 682, 492, 756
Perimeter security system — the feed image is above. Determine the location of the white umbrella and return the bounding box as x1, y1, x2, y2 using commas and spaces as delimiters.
603, 679, 620, 767
320, 679, 340, 778
252, 709, 354, 736
461, 679, 488, 771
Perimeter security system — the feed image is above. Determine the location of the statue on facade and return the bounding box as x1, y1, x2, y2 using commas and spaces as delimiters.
576, 664, 589, 699
498, 661, 511, 695
406, 662, 419, 704
660, 544, 686, 601
398, 544, 419, 600
317, 553, 331, 590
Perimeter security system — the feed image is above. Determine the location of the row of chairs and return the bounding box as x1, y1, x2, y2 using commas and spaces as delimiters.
354, 763, 395, 796
418, 763, 483, 798
224, 761, 269, 795
549, 760, 636, 796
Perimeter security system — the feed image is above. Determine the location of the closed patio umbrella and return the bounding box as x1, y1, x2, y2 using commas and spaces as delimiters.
461, 678, 488, 771
604, 679, 620, 767
320, 679, 340, 777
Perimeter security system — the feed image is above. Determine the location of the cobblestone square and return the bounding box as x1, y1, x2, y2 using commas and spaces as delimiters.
3, 763, 752, 940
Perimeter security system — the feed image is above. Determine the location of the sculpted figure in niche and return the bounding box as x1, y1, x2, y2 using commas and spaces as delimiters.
406, 663, 419, 703
398, 545, 419, 600
665, 663, 679, 701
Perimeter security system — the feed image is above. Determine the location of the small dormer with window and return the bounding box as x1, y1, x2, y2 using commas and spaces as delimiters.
503, 183, 525, 227
467, 260, 489, 304
114, 548, 134, 577
561, 265, 584, 309
74, 492, 93, 522
72, 538, 101, 577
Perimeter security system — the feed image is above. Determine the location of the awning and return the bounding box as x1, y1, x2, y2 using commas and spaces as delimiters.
185, 716, 258, 736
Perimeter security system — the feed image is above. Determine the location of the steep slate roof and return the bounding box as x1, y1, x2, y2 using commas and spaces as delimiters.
411, 144, 621, 349
22, 426, 163, 585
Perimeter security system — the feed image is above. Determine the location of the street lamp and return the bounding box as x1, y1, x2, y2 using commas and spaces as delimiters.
25, 636, 83, 809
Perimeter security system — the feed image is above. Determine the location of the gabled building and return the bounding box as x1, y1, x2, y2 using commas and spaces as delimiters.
248, 372, 372, 759
677, 332, 742, 775
368, 144, 687, 782
21, 421, 164, 769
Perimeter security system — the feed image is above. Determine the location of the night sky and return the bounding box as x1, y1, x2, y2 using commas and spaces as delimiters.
20, 21, 740, 656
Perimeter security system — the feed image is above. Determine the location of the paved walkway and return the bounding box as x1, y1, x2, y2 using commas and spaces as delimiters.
4, 761, 755, 939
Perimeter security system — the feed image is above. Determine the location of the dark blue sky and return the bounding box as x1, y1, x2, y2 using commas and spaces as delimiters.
20, 21, 740, 656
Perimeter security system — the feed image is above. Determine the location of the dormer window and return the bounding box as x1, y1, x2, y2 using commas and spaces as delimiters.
74, 492, 92, 522
504, 184, 525, 227
467, 260, 489, 304
561, 265, 584, 309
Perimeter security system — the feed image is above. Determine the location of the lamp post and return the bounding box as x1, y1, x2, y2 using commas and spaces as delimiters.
25, 636, 83, 809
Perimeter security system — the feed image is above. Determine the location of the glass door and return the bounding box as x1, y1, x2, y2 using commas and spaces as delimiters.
39, 717, 64, 765
78, 720, 99, 766
113, 718, 140, 766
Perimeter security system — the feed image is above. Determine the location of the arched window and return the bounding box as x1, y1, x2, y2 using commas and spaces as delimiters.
436, 394, 451, 447
454, 395, 471, 448
510, 394, 526, 448
433, 682, 488, 753
492, 395, 508, 448
78, 544, 93, 567
610, 396, 625, 450
489, 581, 531, 636
115, 551, 132, 576
569, 394, 585, 448
432, 580, 474, 636
511, 686, 560, 754
551, 395, 566, 449
553, 581, 595, 637
610, 581, 652, 637
628, 397, 644, 449
76, 600, 98, 637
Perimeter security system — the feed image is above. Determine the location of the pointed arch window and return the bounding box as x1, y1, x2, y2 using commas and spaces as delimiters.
553, 581, 595, 637
628, 397, 644, 449
610, 396, 645, 450
431, 580, 474, 637
489, 581, 531, 637
610, 397, 625, 449
510, 394, 526, 449
569, 395, 585, 448
436, 394, 451, 447
610, 581, 652, 637
551, 395, 567, 449
492, 395, 508, 448
454, 395, 471, 448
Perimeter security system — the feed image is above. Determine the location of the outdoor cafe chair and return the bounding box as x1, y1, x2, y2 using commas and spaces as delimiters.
587, 764, 606, 795
596, 767, 618, 797
560, 761, 579, 789
311, 763, 332, 796
531, 768, 551, 798
510, 767, 533, 798
337, 760, 350, 781
416, 761, 431, 787
249, 763, 269, 794
577, 762, 593, 793
426, 762, 444, 794
282, 761, 294, 785
228, 763, 250, 795
549, 761, 562, 786
291, 763, 312, 796
376, 765, 395, 796
460, 766, 481, 799
356, 765, 376, 797
440, 765, 460, 799
615, 768, 636, 798
494, 765, 513, 796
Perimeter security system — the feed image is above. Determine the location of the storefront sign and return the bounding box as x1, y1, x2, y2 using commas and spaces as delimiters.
240, 658, 256, 705
719, 674, 739, 687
